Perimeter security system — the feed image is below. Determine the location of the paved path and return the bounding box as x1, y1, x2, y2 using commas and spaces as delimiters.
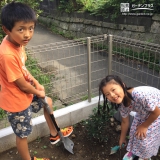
28, 23, 67, 46
28, 23, 160, 88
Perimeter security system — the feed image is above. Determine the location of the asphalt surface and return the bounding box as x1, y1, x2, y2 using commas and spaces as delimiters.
27, 23, 160, 94
28, 23, 67, 46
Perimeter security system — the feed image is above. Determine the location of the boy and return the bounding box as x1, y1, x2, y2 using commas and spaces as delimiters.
0, 2, 73, 160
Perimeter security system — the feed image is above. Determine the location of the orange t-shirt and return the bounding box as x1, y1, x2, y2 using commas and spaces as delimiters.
0, 36, 33, 112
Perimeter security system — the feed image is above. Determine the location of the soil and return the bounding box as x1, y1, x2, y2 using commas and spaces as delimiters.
0, 121, 160, 160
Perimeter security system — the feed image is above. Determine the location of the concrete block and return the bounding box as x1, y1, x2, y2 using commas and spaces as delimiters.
70, 108, 83, 125
0, 127, 16, 152
0, 96, 100, 153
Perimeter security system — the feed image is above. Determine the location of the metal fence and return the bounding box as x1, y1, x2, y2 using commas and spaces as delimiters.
112, 35, 160, 88
0, 34, 160, 129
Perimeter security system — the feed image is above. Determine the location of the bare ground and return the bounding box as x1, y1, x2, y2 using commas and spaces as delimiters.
0, 121, 160, 160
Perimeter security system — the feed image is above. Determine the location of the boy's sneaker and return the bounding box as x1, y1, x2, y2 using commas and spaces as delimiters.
31, 157, 50, 160
123, 151, 136, 160
50, 126, 73, 145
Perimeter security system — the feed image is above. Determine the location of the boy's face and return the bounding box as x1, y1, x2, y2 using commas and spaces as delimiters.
5, 21, 35, 46
102, 82, 124, 104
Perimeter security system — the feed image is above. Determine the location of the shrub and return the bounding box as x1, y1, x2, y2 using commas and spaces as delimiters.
83, 104, 117, 143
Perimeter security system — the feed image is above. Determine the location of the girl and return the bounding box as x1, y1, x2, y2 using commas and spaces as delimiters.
98, 75, 160, 160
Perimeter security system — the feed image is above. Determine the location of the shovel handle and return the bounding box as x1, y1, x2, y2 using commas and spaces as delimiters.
40, 97, 60, 132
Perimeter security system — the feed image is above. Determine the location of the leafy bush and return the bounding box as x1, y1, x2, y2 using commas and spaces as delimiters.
83, 104, 117, 143
58, 0, 76, 13
0, 108, 6, 120
25, 54, 54, 94
57, 0, 160, 19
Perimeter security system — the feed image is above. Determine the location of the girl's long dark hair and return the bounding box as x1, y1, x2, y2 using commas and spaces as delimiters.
98, 75, 134, 114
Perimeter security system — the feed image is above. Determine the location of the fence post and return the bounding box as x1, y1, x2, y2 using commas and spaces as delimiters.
87, 37, 91, 102
108, 34, 113, 75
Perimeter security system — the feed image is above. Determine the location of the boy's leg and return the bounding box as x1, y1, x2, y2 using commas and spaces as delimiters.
43, 97, 73, 137
31, 96, 73, 144
43, 97, 58, 136
16, 136, 31, 160
6, 107, 34, 160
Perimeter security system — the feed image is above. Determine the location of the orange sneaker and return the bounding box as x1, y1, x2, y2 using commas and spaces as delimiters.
50, 126, 73, 144
61, 126, 73, 137
31, 157, 50, 160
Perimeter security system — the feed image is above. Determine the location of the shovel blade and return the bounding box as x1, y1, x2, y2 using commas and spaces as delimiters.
59, 131, 74, 154
110, 144, 125, 155
63, 137, 74, 154
110, 146, 120, 155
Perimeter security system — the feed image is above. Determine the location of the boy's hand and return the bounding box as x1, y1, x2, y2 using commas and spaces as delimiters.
34, 81, 44, 91
35, 83, 44, 91
37, 90, 45, 98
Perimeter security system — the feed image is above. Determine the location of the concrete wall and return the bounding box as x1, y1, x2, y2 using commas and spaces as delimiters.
38, 11, 160, 44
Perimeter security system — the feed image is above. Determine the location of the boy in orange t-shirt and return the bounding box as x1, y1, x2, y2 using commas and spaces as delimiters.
0, 2, 73, 160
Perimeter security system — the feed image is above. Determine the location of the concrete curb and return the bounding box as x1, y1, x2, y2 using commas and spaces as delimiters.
0, 96, 135, 153
0, 97, 100, 153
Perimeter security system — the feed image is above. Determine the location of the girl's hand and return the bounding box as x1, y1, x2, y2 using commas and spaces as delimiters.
135, 124, 147, 140
119, 138, 127, 148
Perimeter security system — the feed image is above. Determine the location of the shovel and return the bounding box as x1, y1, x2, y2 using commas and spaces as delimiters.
109, 144, 125, 155
40, 97, 74, 154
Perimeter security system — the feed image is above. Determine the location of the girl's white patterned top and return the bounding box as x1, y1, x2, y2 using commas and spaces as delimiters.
119, 86, 160, 159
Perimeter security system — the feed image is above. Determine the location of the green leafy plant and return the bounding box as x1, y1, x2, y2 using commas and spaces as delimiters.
36, 136, 41, 143
83, 104, 117, 143
58, 0, 75, 13
113, 46, 160, 72
33, 151, 38, 155
56, 0, 160, 20
0, 108, 6, 120
25, 54, 54, 94
41, 145, 47, 149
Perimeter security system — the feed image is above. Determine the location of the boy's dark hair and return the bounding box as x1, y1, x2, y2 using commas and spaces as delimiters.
1, 1, 37, 31
98, 75, 133, 114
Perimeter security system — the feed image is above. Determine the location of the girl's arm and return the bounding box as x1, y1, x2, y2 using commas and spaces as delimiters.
119, 115, 130, 147
143, 106, 160, 128
136, 106, 160, 139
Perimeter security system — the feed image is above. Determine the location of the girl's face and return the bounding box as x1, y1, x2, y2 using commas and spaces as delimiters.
102, 82, 124, 104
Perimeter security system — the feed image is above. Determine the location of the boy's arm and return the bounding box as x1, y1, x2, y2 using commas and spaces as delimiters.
28, 72, 44, 91
28, 72, 43, 88
24, 49, 43, 91
24, 65, 44, 91
14, 76, 45, 97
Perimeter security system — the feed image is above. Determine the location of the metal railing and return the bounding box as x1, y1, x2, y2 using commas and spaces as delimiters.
112, 35, 160, 88
0, 34, 159, 129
